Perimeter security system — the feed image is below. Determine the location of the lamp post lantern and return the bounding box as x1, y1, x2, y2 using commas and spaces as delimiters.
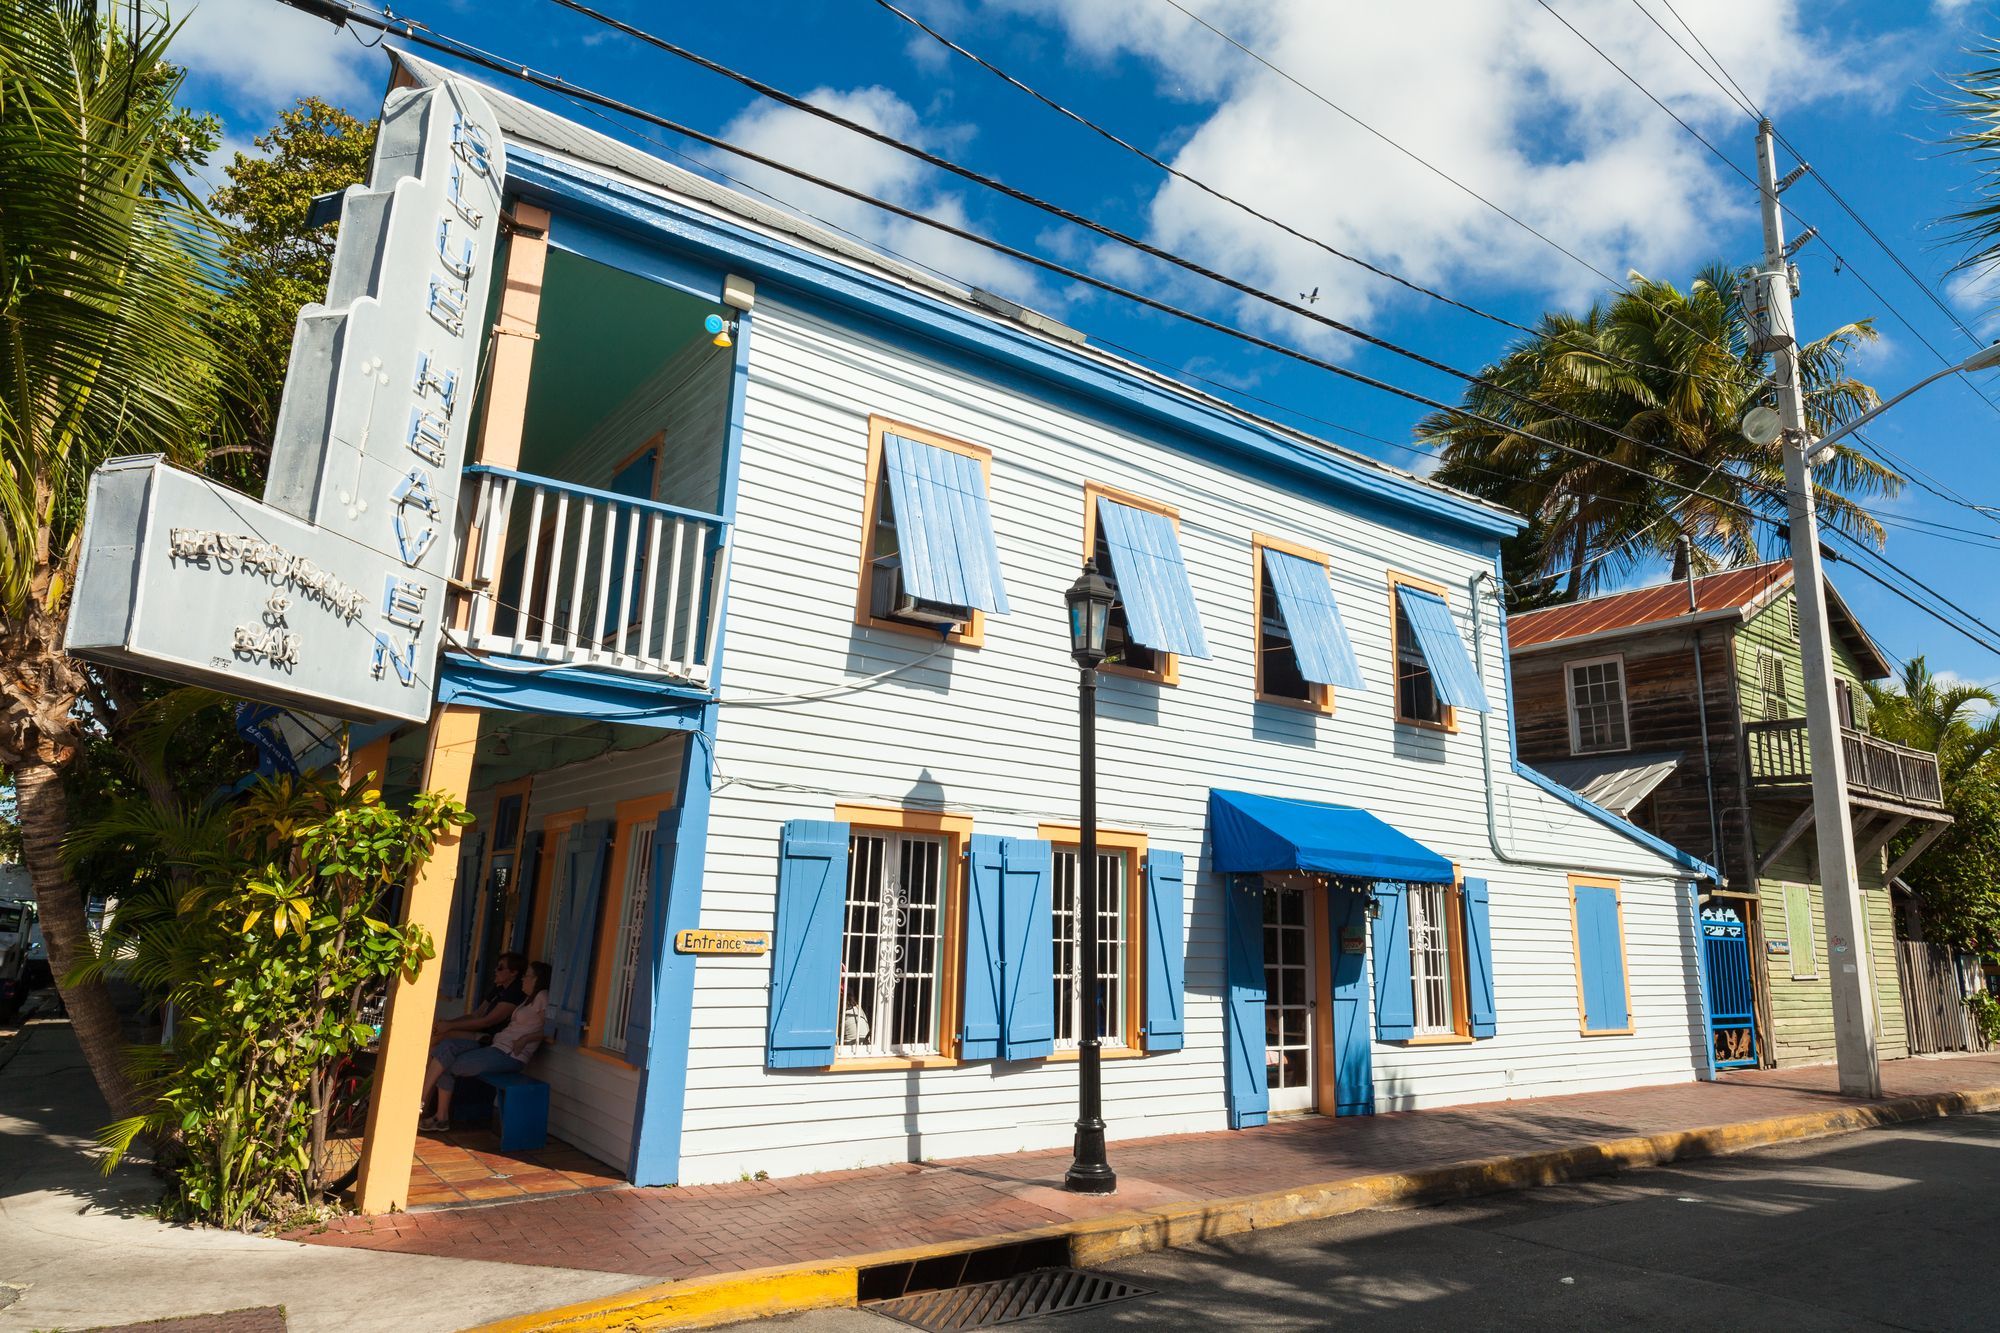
1063, 559, 1117, 1194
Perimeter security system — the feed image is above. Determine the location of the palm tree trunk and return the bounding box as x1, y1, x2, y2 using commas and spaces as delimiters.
14, 760, 137, 1122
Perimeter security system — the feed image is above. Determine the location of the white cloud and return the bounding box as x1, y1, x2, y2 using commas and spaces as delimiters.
171, 0, 375, 111
704, 86, 1049, 305
990, 0, 1891, 342
1947, 264, 2000, 336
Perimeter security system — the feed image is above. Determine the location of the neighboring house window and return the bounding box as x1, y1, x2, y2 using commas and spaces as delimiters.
840, 828, 952, 1059
1409, 880, 1466, 1038
1835, 679, 1856, 731
855, 416, 1009, 647
593, 793, 674, 1056
1787, 596, 1800, 640
1050, 843, 1137, 1050
1756, 649, 1788, 720
1783, 883, 1819, 980
1566, 655, 1631, 754
1253, 535, 1364, 712
1571, 876, 1632, 1035
1084, 482, 1210, 684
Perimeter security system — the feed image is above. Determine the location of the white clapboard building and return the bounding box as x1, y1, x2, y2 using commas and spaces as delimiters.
72, 52, 1721, 1205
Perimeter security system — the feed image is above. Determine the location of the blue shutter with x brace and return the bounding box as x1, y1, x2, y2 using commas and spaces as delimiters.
767, 820, 848, 1069
960, 835, 1005, 1060
547, 820, 612, 1045
1224, 878, 1268, 1128
1371, 881, 1416, 1041
1000, 838, 1055, 1060
1142, 850, 1186, 1051
508, 829, 545, 957
1463, 877, 1497, 1038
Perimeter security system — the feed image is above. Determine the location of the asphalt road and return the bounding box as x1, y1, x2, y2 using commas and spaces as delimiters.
739, 1111, 2000, 1331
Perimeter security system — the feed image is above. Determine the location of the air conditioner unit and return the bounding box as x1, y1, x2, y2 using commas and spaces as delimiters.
870, 555, 970, 628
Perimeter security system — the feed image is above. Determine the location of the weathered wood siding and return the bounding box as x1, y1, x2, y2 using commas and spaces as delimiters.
1733, 593, 1874, 725
1511, 626, 1749, 886
668, 298, 1708, 1186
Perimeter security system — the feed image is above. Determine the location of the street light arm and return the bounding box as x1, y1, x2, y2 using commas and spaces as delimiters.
1805, 343, 2000, 463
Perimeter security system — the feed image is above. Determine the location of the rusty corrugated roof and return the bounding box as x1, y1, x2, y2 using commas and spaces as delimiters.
1508, 561, 1792, 649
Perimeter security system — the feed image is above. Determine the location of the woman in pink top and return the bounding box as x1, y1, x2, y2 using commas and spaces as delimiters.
420, 961, 550, 1131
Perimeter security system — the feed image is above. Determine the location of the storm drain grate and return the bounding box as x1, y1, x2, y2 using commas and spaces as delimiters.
865, 1267, 1150, 1331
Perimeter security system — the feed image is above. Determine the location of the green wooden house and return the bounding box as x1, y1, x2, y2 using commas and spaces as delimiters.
1506, 561, 1951, 1069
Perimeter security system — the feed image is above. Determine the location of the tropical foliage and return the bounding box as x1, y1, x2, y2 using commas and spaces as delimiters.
77, 745, 467, 1228
1416, 266, 1901, 607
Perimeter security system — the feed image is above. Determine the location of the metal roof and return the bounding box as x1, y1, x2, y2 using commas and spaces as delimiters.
1531, 750, 1684, 818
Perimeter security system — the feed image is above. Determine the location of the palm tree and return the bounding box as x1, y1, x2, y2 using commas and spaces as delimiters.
0, 3, 236, 1119
1864, 657, 2000, 789
1416, 267, 1902, 603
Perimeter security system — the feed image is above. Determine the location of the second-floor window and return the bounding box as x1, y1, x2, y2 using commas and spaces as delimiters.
1756, 649, 1788, 720
856, 418, 1009, 646
1566, 655, 1630, 754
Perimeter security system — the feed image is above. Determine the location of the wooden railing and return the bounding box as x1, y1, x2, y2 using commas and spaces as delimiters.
1744, 718, 1944, 808
458, 465, 729, 687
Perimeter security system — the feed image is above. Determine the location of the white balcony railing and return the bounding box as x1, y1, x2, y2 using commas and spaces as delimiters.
459, 464, 729, 687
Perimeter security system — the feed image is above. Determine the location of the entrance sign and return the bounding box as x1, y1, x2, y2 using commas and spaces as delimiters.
66, 81, 505, 722
674, 929, 771, 957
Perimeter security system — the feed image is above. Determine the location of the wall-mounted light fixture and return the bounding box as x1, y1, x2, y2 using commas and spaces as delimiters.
704, 313, 736, 349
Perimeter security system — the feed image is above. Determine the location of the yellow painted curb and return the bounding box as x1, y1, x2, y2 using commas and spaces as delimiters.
469, 1082, 2000, 1332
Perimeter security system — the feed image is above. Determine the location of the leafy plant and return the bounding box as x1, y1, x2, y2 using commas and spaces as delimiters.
76, 770, 469, 1227
1966, 991, 2000, 1047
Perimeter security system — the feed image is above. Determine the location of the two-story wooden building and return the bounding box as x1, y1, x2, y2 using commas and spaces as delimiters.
1508, 561, 1952, 1071
69, 54, 1726, 1212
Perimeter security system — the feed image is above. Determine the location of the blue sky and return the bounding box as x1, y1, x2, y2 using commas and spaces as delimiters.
172, 0, 2000, 692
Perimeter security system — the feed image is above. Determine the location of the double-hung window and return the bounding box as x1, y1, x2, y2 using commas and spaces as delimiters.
1254, 536, 1365, 711
594, 793, 673, 1057
856, 417, 1009, 645
839, 827, 952, 1059
1566, 655, 1631, 754
1408, 880, 1466, 1038
1049, 842, 1136, 1050
1391, 576, 1491, 729
1085, 483, 1209, 683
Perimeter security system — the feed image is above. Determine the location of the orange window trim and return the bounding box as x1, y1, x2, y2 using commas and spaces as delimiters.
587, 792, 678, 1058
1388, 569, 1458, 734
1037, 823, 1148, 1051
1568, 873, 1635, 1037
1082, 480, 1182, 686
1251, 532, 1335, 715
831, 803, 974, 1068
526, 806, 586, 963
853, 415, 993, 649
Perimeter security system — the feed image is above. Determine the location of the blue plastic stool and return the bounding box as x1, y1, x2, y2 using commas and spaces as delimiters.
482, 1070, 550, 1152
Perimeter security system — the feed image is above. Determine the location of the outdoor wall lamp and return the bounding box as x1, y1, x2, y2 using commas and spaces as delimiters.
704, 313, 736, 349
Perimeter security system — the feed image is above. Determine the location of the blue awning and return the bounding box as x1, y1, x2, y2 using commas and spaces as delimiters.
1263, 549, 1364, 690
882, 432, 1009, 614
1097, 496, 1209, 658
1395, 585, 1490, 712
1209, 789, 1455, 883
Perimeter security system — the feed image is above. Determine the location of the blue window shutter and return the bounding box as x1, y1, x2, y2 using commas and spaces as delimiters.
1142, 850, 1186, 1051
439, 829, 486, 1002
1328, 888, 1374, 1115
1263, 550, 1365, 690
1223, 879, 1268, 1128
881, 432, 1009, 614
509, 829, 544, 956
622, 810, 677, 1060
960, 834, 1005, 1060
548, 820, 612, 1045
1574, 884, 1629, 1032
1096, 497, 1209, 659
1001, 837, 1056, 1060
767, 819, 848, 1069
1371, 881, 1416, 1041
1394, 585, 1490, 712
1463, 877, 1497, 1038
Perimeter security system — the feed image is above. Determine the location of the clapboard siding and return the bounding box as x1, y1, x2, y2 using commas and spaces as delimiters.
557, 336, 730, 514
460, 733, 687, 1173
667, 298, 1705, 1185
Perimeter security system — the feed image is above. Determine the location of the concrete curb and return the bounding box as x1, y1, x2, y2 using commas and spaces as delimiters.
467, 1083, 2000, 1332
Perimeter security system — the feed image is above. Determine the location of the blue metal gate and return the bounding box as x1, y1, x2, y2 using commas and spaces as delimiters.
1702, 905, 1759, 1069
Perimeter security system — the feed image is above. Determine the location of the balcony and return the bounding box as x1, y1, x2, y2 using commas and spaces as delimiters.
1744, 718, 1944, 810
457, 464, 728, 688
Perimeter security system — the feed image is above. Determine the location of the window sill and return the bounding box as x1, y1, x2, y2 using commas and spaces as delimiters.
1101, 660, 1177, 686
1578, 1026, 1635, 1037
828, 1054, 961, 1072
1046, 1046, 1146, 1061
1395, 714, 1459, 735
854, 612, 981, 650
1401, 1033, 1476, 1046
1257, 689, 1332, 716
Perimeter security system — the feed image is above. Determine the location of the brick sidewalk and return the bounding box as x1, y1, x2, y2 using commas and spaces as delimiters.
295, 1053, 2000, 1282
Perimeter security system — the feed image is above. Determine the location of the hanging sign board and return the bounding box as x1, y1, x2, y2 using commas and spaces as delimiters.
65, 80, 505, 723
675, 929, 771, 956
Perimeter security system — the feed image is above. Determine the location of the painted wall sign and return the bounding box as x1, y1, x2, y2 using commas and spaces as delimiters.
1339, 925, 1366, 955
1766, 939, 1790, 955
675, 929, 771, 956
66, 81, 505, 723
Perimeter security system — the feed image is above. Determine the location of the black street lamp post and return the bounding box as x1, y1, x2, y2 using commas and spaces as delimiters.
1063, 558, 1118, 1195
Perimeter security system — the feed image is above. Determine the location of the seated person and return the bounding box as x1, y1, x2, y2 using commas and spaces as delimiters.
430, 951, 527, 1047
421, 961, 550, 1131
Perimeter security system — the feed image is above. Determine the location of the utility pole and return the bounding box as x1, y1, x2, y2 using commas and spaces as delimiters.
1753, 119, 1881, 1098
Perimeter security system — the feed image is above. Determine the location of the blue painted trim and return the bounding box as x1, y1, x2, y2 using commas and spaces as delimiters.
542, 201, 727, 303
503, 151, 1519, 543
436, 652, 710, 727
628, 709, 715, 1184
